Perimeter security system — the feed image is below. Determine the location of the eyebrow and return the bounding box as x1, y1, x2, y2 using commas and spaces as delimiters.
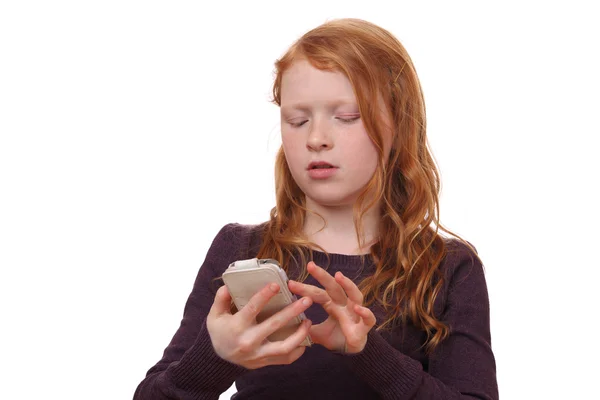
280, 99, 358, 113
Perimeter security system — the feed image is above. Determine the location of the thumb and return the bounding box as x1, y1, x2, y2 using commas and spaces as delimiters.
209, 285, 233, 316
308, 318, 334, 344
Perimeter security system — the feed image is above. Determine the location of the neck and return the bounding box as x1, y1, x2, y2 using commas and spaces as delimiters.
303, 198, 381, 255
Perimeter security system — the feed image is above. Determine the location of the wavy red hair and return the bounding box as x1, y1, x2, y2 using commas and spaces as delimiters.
256, 18, 466, 353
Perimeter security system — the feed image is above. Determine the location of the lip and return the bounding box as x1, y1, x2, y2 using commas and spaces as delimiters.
307, 161, 336, 170
307, 161, 338, 180
308, 167, 337, 179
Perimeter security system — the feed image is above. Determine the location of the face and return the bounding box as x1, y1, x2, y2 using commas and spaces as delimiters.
280, 59, 390, 208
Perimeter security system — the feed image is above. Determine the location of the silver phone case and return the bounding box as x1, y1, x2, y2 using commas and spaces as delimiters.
222, 258, 312, 346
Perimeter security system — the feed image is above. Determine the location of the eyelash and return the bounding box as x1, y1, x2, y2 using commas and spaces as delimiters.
289, 116, 360, 128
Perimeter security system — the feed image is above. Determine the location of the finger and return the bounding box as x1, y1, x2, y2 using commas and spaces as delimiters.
237, 282, 280, 321
262, 318, 313, 356
331, 297, 360, 325
335, 271, 364, 304
354, 304, 377, 328
337, 306, 376, 353
307, 262, 347, 304
307, 317, 336, 345
344, 298, 361, 323
253, 296, 313, 342
209, 285, 233, 316
288, 280, 331, 304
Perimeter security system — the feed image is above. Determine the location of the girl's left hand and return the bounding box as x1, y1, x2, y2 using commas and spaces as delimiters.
288, 261, 376, 354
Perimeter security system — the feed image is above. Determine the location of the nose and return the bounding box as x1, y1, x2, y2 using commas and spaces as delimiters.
306, 118, 333, 151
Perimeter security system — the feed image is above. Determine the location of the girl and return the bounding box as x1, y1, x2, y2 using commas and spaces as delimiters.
134, 18, 498, 399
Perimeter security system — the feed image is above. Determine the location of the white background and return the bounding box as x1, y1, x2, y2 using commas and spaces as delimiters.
1, 1, 598, 399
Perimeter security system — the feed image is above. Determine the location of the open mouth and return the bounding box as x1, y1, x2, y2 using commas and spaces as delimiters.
307, 162, 338, 179
308, 162, 336, 170
311, 165, 333, 169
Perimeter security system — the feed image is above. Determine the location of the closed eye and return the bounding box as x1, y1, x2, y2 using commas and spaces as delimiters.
337, 116, 360, 124
289, 120, 308, 128
288, 116, 359, 128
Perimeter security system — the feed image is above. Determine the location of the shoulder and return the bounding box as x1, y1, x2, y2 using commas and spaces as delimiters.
442, 238, 480, 268
214, 221, 267, 246
439, 237, 487, 298
208, 221, 268, 262
196, 222, 269, 287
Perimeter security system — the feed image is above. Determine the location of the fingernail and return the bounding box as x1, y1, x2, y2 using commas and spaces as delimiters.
301, 297, 311, 306
270, 283, 279, 292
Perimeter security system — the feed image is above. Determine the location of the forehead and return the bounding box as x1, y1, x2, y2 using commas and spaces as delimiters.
280, 59, 357, 111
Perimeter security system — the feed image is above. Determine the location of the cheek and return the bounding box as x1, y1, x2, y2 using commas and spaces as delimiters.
281, 135, 303, 169
361, 147, 380, 176
347, 134, 380, 169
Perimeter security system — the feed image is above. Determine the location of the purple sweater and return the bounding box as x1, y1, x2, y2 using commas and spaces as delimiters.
134, 223, 498, 399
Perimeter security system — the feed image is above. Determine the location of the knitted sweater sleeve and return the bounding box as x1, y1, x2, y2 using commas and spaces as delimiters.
343, 242, 499, 400
133, 223, 250, 400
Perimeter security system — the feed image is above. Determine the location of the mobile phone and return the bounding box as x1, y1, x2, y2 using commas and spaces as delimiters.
222, 258, 312, 346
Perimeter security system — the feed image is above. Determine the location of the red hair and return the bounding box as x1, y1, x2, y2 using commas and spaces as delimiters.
257, 18, 465, 353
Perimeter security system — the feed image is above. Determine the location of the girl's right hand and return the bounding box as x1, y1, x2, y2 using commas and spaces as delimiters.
206, 283, 313, 370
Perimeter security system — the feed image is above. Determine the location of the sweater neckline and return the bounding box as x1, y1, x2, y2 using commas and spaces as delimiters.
309, 249, 374, 268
